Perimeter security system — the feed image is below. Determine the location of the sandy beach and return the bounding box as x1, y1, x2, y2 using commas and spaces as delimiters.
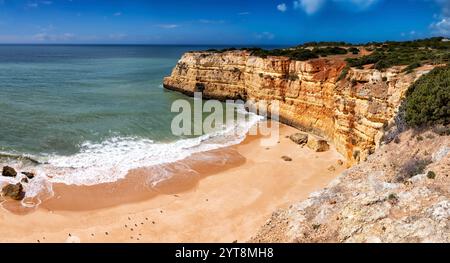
0, 123, 345, 243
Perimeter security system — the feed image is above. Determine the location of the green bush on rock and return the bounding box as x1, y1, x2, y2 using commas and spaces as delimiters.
405, 65, 450, 127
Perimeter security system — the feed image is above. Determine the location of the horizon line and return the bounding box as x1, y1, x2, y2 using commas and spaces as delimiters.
0, 37, 446, 47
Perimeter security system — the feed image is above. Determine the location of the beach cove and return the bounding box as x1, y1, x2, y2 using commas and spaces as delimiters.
0, 123, 345, 242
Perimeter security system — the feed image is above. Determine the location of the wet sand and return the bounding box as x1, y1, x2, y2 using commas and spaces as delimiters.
0, 123, 346, 243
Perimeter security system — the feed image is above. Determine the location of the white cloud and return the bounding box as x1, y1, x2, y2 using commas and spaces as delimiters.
293, 0, 378, 15
238, 12, 251, 15
429, 0, 450, 36
277, 3, 287, 12
108, 33, 127, 40
293, 0, 325, 14
113, 12, 122, 16
199, 19, 225, 24
26, 1, 53, 8
337, 0, 378, 10
27, 2, 39, 8
157, 24, 179, 29
32, 33, 75, 41
255, 32, 275, 40
430, 18, 450, 36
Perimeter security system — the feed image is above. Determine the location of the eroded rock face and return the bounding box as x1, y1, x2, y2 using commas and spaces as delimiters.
164, 51, 433, 163
250, 129, 450, 243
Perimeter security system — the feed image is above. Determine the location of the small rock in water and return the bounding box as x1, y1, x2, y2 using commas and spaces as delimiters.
1, 183, 25, 200
281, 156, 293, 162
2, 166, 17, 177
337, 160, 344, 166
21, 178, 29, 184
21, 172, 35, 179
289, 133, 308, 145
328, 166, 336, 172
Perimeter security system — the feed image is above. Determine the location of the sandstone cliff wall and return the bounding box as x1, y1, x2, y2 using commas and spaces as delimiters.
164, 51, 433, 163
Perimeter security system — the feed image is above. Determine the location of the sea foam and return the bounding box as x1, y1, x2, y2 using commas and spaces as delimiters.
45, 109, 263, 186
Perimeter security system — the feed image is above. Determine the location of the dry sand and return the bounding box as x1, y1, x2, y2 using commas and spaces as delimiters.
0, 123, 345, 243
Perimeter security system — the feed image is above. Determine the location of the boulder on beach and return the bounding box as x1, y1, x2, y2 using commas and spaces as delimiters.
281, 156, 293, 162
2, 166, 17, 177
1, 183, 26, 201
22, 172, 35, 179
289, 133, 308, 145
307, 136, 330, 152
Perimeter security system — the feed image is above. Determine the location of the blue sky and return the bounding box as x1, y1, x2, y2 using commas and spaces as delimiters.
0, 0, 448, 44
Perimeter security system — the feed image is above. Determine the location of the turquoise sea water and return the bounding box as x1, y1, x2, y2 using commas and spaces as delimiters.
0, 45, 262, 187
0, 45, 209, 155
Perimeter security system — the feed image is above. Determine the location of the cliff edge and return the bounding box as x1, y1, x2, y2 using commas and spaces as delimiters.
163, 50, 434, 163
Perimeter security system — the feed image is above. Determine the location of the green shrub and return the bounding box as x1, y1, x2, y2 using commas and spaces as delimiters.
405, 65, 450, 127
397, 157, 432, 181
404, 62, 422, 73
337, 66, 349, 81
348, 47, 360, 54
287, 74, 299, 81
346, 37, 450, 70
433, 125, 450, 136
388, 193, 399, 205
207, 38, 449, 67
427, 171, 436, 179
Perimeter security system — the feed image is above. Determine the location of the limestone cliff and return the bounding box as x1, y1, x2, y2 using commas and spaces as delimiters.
164, 50, 434, 163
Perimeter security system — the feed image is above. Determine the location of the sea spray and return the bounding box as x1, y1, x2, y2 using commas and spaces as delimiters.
46, 108, 263, 186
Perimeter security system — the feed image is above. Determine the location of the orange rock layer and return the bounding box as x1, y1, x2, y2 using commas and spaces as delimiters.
163, 50, 433, 163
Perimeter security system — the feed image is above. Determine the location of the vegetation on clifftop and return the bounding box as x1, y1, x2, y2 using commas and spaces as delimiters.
404, 65, 450, 127
346, 37, 450, 70
203, 37, 449, 68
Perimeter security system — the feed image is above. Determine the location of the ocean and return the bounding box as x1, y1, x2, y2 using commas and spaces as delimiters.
0, 45, 261, 195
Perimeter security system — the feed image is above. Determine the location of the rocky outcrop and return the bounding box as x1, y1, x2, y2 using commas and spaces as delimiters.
22, 172, 35, 179
2, 183, 25, 201
289, 133, 309, 145
2, 166, 17, 177
306, 136, 330, 152
164, 51, 434, 163
250, 129, 450, 243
